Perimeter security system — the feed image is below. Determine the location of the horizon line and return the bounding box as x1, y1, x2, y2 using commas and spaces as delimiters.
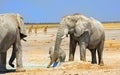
25, 21, 120, 24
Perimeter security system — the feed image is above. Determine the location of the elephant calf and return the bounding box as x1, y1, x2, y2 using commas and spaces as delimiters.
47, 46, 66, 68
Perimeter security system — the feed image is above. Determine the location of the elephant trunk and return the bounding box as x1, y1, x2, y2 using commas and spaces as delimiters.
47, 27, 63, 68
47, 25, 68, 68
54, 25, 68, 60
54, 27, 63, 58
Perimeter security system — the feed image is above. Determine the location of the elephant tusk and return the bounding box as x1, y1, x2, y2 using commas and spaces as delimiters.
61, 35, 66, 39
22, 38, 27, 41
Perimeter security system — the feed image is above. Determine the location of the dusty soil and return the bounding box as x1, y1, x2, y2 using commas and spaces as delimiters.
1, 28, 120, 75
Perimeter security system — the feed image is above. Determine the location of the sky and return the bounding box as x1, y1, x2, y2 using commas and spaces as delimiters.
0, 0, 120, 23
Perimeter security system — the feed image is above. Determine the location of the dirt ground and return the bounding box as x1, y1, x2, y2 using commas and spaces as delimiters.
1, 28, 120, 75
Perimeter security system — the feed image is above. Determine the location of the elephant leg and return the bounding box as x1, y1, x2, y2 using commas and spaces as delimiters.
0, 52, 7, 72
69, 36, 77, 61
79, 32, 90, 61
14, 30, 24, 72
47, 58, 56, 68
90, 49, 97, 64
80, 42, 86, 61
62, 56, 66, 62
15, 45, 23, 71
60, 56, 65, 62
97, 40, 104, 66
47, 60, 53, 68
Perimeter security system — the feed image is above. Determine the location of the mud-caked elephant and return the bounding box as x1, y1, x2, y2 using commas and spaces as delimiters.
47, 46, 66, 68
50, 13, 105, 67
0, 13, 27, 72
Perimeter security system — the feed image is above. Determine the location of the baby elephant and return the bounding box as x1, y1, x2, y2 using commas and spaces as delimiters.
47, 46, 66, 68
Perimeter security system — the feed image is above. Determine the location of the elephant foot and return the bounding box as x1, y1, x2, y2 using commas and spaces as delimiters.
16, 68, 26, 72
47, 65, 50, 68
0, 64, 7, 72
69, 55, 74, 61
80, 57, 86, 61
99, 61, 104, 66
91, 61, 97, 64
0, 68, 7, 73
69, 58, 74, 61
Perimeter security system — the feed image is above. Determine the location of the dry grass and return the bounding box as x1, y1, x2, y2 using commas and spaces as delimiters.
25, 23, 59, 29
25, 22, 120, 30
105, 40, 120, 48
103, 22, 120, 29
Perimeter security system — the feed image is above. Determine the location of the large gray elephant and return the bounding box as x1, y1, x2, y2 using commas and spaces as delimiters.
50, 13, 105, 67
0, 13, 27, 72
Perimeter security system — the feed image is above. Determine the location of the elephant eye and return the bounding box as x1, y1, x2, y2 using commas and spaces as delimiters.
18, 27, 20, 30
67, 25, 71, 28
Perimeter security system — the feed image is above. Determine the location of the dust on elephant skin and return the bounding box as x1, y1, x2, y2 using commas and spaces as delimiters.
53, 13, 105, 66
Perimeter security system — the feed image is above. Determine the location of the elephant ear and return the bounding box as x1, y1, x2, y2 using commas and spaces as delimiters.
16, 14, 27, 39
74, 18, 89, 37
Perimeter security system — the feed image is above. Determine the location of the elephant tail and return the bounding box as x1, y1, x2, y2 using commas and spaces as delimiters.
9, 48, 16, 68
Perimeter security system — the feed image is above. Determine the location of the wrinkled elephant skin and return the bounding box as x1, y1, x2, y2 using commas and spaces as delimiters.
52, 13, 105, 66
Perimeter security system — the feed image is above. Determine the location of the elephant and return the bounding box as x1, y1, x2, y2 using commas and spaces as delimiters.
47, 46, 66, 68
0, 13, 27, 72
50, 13, 105, 67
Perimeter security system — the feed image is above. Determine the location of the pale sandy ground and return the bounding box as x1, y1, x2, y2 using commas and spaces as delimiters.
1, 28, 120, 75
